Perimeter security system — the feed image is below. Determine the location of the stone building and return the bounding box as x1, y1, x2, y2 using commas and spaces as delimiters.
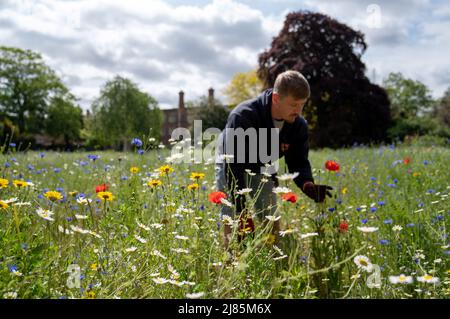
161, 88, 216, 144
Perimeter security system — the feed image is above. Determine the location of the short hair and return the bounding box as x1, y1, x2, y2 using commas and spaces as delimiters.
273, 70, 310, 100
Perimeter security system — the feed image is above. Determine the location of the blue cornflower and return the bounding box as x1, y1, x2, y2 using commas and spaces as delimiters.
143, 204, 148, 209
21, 243, 28, 250
423, 160, 429, 165
137, 149, 145, 155
87, 154, 99, 161
370, 207, 377, 213
370, 177, 377, 181
378, 201, 385, 206
361, 218, 368, 224
4, 162, 10, 168
54, 168, 61, 173
388, 183, 396, 188
336, 199, 343, 204
356, 207, 361, 212
437, 215, 444, 221
121, 175, 128, 181
328, 207, 336, 212
80, 161, 88, 167
426, 189, 435, 194
28, 164, 34, 170
393, 178, 398, 184
8, 264, 18, 272
40, 153, 45, 158
406, 223, 415, 227
384, 219, 393, 224
131, 138, 143, 148
10, 143, 16, 147
379, 239, 390, 245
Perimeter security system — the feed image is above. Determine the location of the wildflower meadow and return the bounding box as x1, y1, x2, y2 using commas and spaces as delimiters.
1, 140, 449, 299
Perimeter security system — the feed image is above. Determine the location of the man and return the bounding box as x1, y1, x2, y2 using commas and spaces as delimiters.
215, 70, 332, 249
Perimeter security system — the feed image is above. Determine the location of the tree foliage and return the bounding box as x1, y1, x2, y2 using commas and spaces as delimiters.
257, 11, 391, 147
0, 46, 68, 134
90, 76, 162, 149
223, 70, 263, 109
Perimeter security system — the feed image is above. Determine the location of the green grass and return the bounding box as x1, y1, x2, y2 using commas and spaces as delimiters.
0, 144, 449, 299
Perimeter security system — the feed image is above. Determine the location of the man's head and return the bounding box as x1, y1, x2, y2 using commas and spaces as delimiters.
271, 70, 310, 123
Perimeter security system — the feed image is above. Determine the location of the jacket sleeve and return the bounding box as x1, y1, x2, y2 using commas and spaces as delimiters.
284, 119, 314, 191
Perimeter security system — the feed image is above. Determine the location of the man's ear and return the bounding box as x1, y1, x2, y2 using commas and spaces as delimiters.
272, 92, 280, 105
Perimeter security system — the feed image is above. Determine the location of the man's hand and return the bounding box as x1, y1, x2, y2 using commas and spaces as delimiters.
302, 182, 333, 203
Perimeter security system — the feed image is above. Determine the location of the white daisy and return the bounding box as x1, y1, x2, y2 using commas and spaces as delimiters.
171, 248, 190, 254
36, 208, 54, 222
279, 228, 298, 237
151, 250, 167, 260
136, 220, 150, 231
13, 202, 31, 206
272, 186, 292, 194
125, 246, 138, 252
392, 225, 403, 232
76, 197, 92, 205
236, 188, 253, 195
353, 255, 374, 272
357, 226, 379, 233
70, 225, 89, 234
3, 197, 19, 204
58, 225, 73, 235
265, 215, 281, 222
168, 264, 180, 279
134, 234, 147, 244
220, 198, 233, 207
417, 274, 439, 284
175, 235, 189, 241
150, 223, 164, 229
389, 274, 413, 284
276, 172, 299, 181
273, 255, 288, 261
300, 232, 319, 239
152, 278, 168, 284
75, 214, 88, 220
186, 292, 205, 299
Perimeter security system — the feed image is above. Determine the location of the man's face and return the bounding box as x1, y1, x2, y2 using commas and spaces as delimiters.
273, 93, 308, 124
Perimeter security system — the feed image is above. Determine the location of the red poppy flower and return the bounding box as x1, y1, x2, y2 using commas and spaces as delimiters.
339, 220, 349, 233
208, 191, 227, 204
281, 192, 298, 203
403, 158, 410, 165
95, 184, 109, 193
325, 160, 340, 172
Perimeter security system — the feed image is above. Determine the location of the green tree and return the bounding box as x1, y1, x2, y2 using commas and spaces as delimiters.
90, 76, 162, 150
383, 72, 436, 139
223, 70, 263, 108
257, 12, 391, 148
0, 46, 68, 134
45, 94, 83, 145
195, 96, 230, 130
383, 72, 435, 120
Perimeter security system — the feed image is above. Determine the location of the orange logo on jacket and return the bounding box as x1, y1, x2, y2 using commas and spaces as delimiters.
281, 143, 290, 152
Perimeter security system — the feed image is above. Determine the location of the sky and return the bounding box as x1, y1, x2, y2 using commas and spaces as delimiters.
0, 0, 449, 110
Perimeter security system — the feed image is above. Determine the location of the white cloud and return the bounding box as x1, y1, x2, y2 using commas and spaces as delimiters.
0, 0, 448, 112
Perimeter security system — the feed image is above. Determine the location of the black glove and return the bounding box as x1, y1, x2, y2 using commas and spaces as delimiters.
302, 182, 333, 203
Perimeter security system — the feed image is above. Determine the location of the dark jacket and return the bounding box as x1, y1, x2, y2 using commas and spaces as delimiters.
222, 89, 314, 211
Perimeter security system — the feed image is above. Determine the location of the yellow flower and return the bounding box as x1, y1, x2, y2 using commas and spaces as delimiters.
190, 172, 205, 181
86, 291, 96, 299
187, 183, 199, 191
97, 191, 114, 201
69, 191, 79, 197
90, 263, 98, 271
159, 165, 174, 176
130, 166, 139, 174
44, 191, 63, 202
0, 200, 9, 209
413, 172, 421, 177
0, 178, 9, 188
147, 179, 162, 188
342, 187, 348, 194
13, 180, 30, 188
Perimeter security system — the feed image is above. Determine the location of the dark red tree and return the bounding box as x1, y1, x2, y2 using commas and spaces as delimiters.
258, 11, 391, 147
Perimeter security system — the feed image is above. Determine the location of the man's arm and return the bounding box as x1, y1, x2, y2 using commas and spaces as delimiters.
284, 119, 314, 190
